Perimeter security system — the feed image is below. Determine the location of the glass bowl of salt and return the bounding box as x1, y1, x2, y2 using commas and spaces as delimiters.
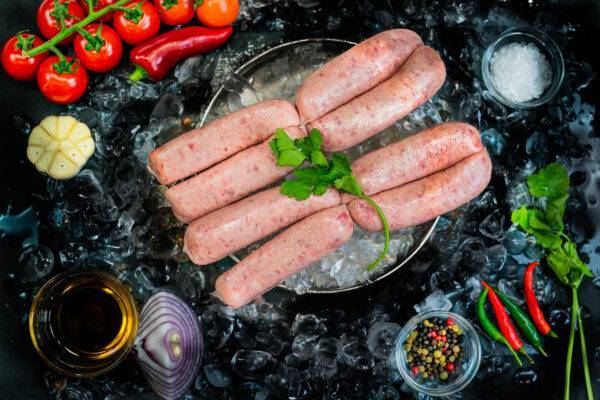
481, 26, 564, 108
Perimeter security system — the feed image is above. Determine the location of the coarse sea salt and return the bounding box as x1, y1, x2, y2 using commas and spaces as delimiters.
489, 42, 552, 103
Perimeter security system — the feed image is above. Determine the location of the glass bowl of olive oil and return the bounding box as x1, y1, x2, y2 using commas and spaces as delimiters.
29, 271, 139, 377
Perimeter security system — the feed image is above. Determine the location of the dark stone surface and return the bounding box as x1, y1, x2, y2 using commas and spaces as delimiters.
1, 1, 599, 400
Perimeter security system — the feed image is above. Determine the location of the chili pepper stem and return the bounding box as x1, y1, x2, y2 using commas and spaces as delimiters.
26, 0, 131, 57
548, 330, 559, 339
129, 65, 149, 81
502, 339, 523, 367
536, 346, 548, 357
519, 348, 534, 364
564, 287, 578, 400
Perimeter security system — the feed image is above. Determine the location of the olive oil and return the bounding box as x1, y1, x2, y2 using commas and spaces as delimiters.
30, 271, 138, 377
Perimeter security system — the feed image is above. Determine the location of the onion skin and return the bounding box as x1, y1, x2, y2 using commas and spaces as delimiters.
134, 291, 203, 400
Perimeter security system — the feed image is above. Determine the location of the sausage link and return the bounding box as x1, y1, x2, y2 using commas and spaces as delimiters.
309, 46, 446, 152
184, 187, 341, 265
215, 205, 354, 308
349, 150, 492, 231
295, 29, 422, 123
165, 126, 306, 223
148, 99, 299, 185
341, 122, 483, 202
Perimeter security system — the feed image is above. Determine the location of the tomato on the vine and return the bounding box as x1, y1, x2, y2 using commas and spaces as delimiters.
37, 56, 89, 104
74, 24, 123, 73
79, 0, 118, 22
113, 1, 161, 45
37, 0, 86, 44
195, 0, 239, 28
153, 0, 194, 26
1, 33, 49, 81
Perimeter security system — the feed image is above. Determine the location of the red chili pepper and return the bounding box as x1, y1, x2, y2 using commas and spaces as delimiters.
129, 25, 233, 82
481, 280, 533, 362
524, 261, 558, 338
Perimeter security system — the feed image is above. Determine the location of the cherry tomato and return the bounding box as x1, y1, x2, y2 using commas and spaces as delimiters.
113, 1, 161, 45
196, 0, 239, 28
153, 0, 194, 26
37, 0, 86, 44
37, 56, 89, 104
74, 24, 123, 73
1, 33, 49, 81
79, 0, 118, 22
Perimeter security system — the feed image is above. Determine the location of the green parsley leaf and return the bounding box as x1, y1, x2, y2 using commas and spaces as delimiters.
330, 153, 352, 176
274, 128, 297, 151
527, 162, 570, 199
310, 150, 328, 167
511, 207, 562, 249
281, 180, 312, 201
334, 175, 363, 196
545, 192, 568, 232
309, 128, 324, 149
547, 240, 593, 287
269, 138, 280, 158
313, 183, 329, 196
277, 149, 307, 168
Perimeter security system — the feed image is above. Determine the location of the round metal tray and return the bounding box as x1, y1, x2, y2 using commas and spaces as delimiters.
201, 38, 438, 294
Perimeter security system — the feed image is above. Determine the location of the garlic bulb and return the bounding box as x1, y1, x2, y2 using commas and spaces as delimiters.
27, 116, 95, 180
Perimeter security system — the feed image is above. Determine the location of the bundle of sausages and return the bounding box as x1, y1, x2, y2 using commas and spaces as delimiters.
147, 29, 492, 309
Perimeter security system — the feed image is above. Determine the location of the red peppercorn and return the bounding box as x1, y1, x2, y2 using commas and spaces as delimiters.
441, 336, 447, 342
446, 318, 454, 326
446, 362, 455, 372
412, 366, 420, 375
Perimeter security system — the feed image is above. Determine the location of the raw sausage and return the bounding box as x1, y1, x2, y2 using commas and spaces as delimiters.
349, 150, 492, 231
165, 126, 306, 223
295, 29, 422, 123
341, 122, 483, 202
215, 205, 354, 308
148, 99, 300, 185
309, 46, 446, 152
184, 187, 341, 265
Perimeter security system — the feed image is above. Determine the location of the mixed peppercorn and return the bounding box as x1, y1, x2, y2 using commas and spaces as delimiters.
403, 317, 465, 382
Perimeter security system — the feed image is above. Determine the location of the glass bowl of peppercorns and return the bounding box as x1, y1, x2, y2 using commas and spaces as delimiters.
395, 311, 482, 397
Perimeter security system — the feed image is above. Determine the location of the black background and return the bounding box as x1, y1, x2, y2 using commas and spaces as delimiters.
1, 1, 599, 399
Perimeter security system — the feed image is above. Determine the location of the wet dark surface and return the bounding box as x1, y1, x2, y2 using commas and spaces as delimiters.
1, 1, 600, 399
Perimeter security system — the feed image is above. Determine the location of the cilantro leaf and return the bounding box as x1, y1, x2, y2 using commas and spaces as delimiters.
313, 183, 328, 196
274, 128, 297, 151
330, 153, 352, 175
277, 149, 307, 167
545, 193, 568, 232
269, 138, 280, 158
309, 129, 324, 149
527, 162, 570, 199
334, 175, 363, 196
511, 207, 562, 249
547, 240, 593, 287
281, 180, 312, 201
310, 150, 328, 167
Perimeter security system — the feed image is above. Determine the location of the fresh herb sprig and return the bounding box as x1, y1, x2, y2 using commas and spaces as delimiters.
270, 128, 390, 270
511, 163, 594, 400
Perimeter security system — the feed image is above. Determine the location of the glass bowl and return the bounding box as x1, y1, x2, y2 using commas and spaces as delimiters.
395, 311, 482, 397
481, 27, 564, 108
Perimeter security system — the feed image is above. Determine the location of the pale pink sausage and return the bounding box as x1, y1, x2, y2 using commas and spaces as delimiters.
165, 126, 306, 223
309, 46, 446, 152
148, 100, 300, 185
341, 122, 483, 203
295, 29, 422, 123
184, 187, 341, 265
349, 150, 492, 231
215, 205, 354, 309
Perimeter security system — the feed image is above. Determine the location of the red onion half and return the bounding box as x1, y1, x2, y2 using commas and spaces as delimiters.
134, 291, 203, 400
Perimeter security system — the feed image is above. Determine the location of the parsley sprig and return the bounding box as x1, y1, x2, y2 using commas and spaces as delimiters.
270, 129, 390, 271
511, 163, 593, 400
